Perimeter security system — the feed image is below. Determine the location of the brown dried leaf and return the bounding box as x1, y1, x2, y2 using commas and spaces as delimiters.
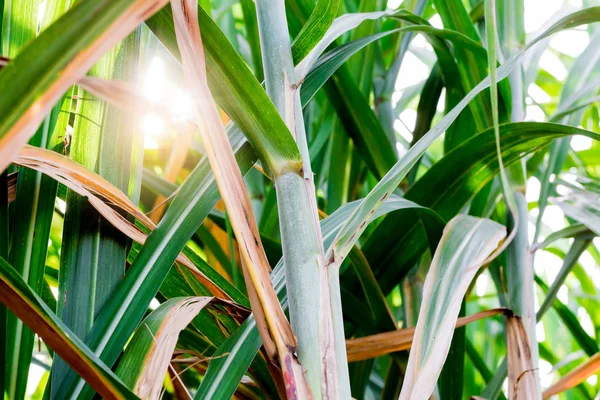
169, 0, 311, 397
543, 352, 600, 399
13, 145, 230, 300
346, 309, 506, 362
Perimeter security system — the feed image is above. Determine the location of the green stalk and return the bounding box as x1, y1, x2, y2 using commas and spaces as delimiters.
495, 0, 541, 394
255, 1, 349, 397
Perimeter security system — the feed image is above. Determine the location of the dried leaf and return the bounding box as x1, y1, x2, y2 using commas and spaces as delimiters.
346, 309, 506, 362
542, 352, 600, 399
506, 312, 539, 400
116, 297, 242, 400
169, 1, 311, 397
13, 145, 230, 300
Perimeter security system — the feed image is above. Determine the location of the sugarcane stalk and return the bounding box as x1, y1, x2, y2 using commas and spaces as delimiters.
255, 1, 349, 397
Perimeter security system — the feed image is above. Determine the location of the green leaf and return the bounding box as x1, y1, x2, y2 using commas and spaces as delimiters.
56, 135, 257, 398
399, 215, 506, 400
0, 0, 169, 173
533, 30, 600, 243
146, 5, 302, 176
291, 0, 342, 64
361, 122, 600, 297
536, 238, 591, 320
433, 0, 497, 145
536, 275, 599, 357
52, 38, 138, 395
532, 224, 594, 252
2, 2, 65, 397
556, 190, 600, 236
301, 13, 487, 106
328, 6, 600, 268
239, 0, 263, 81
0, 256, 138, 399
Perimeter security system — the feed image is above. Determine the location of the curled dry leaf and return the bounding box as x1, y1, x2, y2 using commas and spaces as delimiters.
542, 352, 600, 399
116, 296, 245, 400
13, 145, 231, 301
169, 0, 311, 397
506, 311, 539, 400
345, 308, 506, 362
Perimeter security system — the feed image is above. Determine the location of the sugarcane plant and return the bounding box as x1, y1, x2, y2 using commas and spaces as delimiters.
0, 0, 599, 399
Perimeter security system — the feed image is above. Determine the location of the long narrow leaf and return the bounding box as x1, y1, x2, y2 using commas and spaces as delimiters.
0, 257, 137, 400
327, 7, 600, 267
346, 308, 505, 362
399, 215, 506, 400
169, 1, 310, 396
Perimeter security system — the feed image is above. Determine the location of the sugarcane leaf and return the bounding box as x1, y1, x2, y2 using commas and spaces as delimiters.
0, 256, 137, 400
54, 129, 256, 397
116, 296, 234, 399
556, 190, 600, 236
145, 4, 302, 177
296, 10, 395, 80
346, 309, 505, 362
399, 215, 506, 400
0, 0, 169, 173
536, 238, 591, 319
535, 276, 599, 357
301, 19, 486, 106
2, 2, 67, 395
12, 146, 227, 296
291, 0, 342, 63
543, 352, 600, 399
327, 6, 600, 266
532, 224, 594, 251
533, 30, 600, 243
